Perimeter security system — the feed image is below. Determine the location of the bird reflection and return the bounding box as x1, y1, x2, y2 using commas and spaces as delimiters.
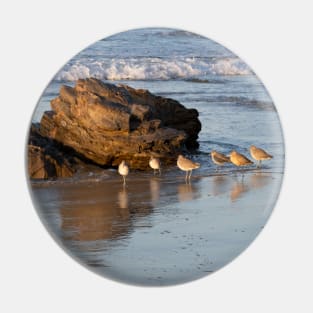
150, 178, 160, 206
230, 180, 249, 202
230, 171, 273, 202
177, 183, 195, 202
117, 187, 130, 220
118, 187, 129, 209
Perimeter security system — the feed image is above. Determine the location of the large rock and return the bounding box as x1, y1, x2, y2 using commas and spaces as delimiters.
28, 125, 79, 179
31, 78, 201, 173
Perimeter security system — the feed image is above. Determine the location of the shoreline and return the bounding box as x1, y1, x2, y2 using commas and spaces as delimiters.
31, 170, 283, 286
30, 164, 283, 186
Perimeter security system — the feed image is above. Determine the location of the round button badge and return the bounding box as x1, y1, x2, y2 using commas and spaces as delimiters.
27, 28, 285, 286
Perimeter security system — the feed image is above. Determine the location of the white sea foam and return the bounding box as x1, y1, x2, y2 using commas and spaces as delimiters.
210, 58, 252, 75
55, 57, 252, 81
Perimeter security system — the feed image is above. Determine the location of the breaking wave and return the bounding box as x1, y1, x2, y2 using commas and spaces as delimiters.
55, 57, 252, 82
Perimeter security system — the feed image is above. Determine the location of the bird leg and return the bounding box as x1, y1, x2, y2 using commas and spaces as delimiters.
189, 170, 193, 180
185, 171, 189, 182
123, 176, 126, 186
159, 168, 161, 176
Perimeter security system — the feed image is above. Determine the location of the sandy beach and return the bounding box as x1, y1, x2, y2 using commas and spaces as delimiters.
30, 166, 283, 286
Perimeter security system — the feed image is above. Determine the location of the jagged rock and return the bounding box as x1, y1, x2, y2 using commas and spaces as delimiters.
27, 125, 80, 179
30, 78, 201, 175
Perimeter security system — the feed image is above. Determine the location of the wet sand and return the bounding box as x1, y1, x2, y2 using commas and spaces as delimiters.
30, 167, 283, 286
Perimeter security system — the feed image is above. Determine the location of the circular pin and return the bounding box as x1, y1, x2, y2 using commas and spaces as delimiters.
27, 28, 285, 286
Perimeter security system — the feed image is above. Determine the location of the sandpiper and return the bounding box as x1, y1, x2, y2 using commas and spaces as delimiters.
230, 150, 253, 167
149, 156, 161, 175
211, 150, 230, 170
177, 155, 200, 182
118, 160, 129, 186
249, 145, 273, 168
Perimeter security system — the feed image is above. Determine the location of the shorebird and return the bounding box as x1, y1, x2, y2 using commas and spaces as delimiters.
249, 145, 273, 168
229, 150, 253, 167
177, 155, 200, 182
211, 150, 230, 170
118, 160, 129, 186
149, 156, 161, 175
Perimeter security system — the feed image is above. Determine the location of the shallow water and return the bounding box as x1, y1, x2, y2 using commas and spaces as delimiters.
31, 169, 282, 286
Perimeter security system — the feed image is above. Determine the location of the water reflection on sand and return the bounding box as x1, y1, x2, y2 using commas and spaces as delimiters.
177, 183, 198, 202
203, 171, 275, 202
32, 170, 281, 286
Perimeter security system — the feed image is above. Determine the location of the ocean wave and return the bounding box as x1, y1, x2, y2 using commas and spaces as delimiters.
55, 57, 252, 82
209, 58, 251, 75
